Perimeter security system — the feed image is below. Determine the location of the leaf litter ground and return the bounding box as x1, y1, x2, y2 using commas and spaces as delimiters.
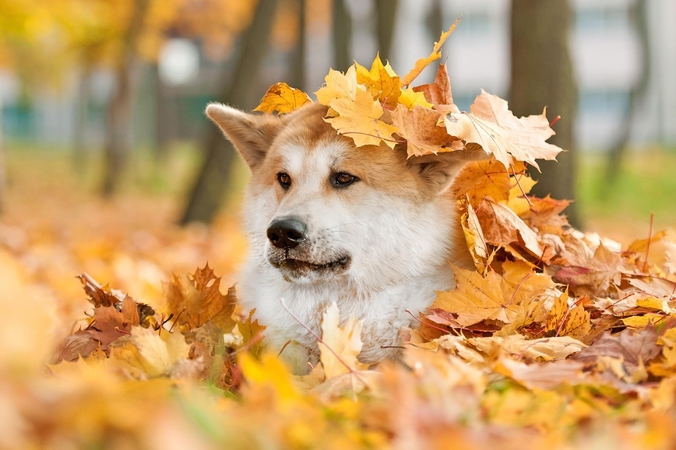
3, 28, 676, 449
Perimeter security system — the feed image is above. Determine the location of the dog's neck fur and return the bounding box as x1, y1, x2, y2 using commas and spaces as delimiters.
207, 102, 476, 374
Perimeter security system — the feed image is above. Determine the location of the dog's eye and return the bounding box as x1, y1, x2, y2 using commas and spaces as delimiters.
331, 172, 358, 188
277, 172, 291, 189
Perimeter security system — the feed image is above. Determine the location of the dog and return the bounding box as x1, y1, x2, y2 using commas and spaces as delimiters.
206, 101, 480, 374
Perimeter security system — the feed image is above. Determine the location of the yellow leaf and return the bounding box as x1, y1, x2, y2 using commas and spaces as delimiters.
320, 302, 368, 378
325, 89, 399, 148
315, 66, 360, 104
355, 54, 401, 109
460, 203, 488, 271
398, 87, 433, 110
470, 334, 587, 361
433, 267, 518, 326
401, 19, 459, 87
254, 82, 312, 114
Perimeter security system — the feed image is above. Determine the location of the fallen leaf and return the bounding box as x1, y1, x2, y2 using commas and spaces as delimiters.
401, 19, 459, 86
390, 104, 461, 156
320, 302, 368, 379
575, 327, 661, 375
412, 64, 459, 113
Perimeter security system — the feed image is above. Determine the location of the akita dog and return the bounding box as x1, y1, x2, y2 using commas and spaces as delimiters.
207, 102, 481, 374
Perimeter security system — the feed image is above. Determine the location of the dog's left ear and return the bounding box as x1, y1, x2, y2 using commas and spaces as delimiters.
206, 103, 284, 170
407, 146, 490, 194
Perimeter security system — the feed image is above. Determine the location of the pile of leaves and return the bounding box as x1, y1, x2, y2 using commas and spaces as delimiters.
3, 26, 676, 449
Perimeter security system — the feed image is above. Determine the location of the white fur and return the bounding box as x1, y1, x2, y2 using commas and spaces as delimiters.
237, 139, 459, 374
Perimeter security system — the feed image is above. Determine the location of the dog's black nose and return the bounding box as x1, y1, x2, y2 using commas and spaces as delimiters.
267, 217, 307, 249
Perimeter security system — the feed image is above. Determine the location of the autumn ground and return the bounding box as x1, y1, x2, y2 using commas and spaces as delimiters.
1, 143, 676, 448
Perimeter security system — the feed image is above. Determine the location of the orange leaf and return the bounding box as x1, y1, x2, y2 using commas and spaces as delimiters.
254, 82, 312, 114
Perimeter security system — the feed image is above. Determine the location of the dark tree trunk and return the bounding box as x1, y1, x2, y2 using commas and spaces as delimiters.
509, 0, 580, 228
290, 0, 306, 90
606, 0, 649, 183
101, 0, 150, 197
332, 0, 352, 71
179, 0, 280, 225
374, 0, 399, 61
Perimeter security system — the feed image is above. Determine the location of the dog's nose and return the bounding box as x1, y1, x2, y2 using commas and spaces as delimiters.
267, 217, 307, 249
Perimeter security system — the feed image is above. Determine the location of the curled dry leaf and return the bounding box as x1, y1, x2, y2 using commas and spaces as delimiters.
254, 82, 312, 114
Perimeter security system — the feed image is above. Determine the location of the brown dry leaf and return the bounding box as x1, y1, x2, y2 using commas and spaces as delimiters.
87, 306, 127, 350
412, 64, 459, 113
444, 90, 561, 170
78, 273, 123, 308
460, 202, 489, 270
390, 104, 462, 157
355, 54, 401, 110
254, 82, 312, 114
55, 331, 100, 363
575, 326, 661, 375
401, 19, 459, 86
165, 264, 236, 331
320, 302, 368, 379
325, 89, 399, 148
476, 197, 543, 257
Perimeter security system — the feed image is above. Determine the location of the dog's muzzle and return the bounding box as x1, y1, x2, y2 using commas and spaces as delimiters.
266, 217, 351, 280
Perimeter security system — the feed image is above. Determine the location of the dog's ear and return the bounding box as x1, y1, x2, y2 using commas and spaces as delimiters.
407, 145, 490, 194
206, 103, 284, 170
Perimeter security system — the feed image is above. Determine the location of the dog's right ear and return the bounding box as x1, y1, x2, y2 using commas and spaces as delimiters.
206, 103, 284, 170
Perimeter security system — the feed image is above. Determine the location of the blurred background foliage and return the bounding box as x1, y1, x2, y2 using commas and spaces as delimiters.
0, 0, 674, 247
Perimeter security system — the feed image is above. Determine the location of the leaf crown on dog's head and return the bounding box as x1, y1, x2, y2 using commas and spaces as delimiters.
254, 19, 563, 174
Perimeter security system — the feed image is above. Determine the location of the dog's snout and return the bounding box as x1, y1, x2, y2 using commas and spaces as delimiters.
267, 217, 307, 249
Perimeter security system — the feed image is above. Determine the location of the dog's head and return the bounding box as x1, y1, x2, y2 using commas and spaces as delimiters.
207, 102, 478, 288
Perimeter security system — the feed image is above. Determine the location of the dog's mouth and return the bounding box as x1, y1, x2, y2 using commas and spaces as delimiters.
269, 255, 351, 279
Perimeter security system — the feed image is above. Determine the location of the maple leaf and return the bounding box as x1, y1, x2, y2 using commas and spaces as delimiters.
78, 272, 124, 308
545, 290, 592, 341
401, 19, 459, 87
324, 89, 399, 148
320, 302, 368, 378
315, 66, 360, 104
460, 201, 489, 270
254, 82, 312, 114
164, 264, 236, 332
237, 309, 267, 358
554, 243, 622, 297
412, 64, 459, 113
433, 267, 515, 326
390, 104, 462, 157
355, 54, 401, 110
497, 358, 585, 390
444, 90, 561, 170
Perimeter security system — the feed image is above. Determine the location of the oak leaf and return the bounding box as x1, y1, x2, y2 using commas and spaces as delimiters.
254, 82, 311, 114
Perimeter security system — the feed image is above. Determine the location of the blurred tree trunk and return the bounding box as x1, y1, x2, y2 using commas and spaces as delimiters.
153, 63, 171, 162
332, 0, 352, 70
290, 0, 306, 90
509, 0, 580, 228
101, 0, 150, 197
374, 0, 399, 61
180, 0, 280, 225
0, 100, 5, 213
424, 0, 443, 42
606, 0, 649, 183
72, 63, 92, 177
